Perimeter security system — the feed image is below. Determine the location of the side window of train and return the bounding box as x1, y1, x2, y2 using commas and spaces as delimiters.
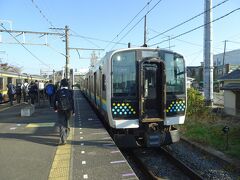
0, 77, 3, 90
102, 74, 106, 91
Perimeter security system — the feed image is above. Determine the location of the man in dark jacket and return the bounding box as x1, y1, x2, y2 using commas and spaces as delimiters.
7, 82, 15, 106
54, 79, 75, 145
16, 83, 22, 103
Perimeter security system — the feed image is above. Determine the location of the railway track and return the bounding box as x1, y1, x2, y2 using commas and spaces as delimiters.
160, 147, 203, 180
123, 147, 203, 180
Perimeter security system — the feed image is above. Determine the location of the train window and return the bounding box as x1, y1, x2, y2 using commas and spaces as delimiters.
112, 51, 137, 97
142, 51, 159, 58
7, 77, 12, 84
164, 53, 185, 94
0, 77, 3, 90
102, 74, 106, 91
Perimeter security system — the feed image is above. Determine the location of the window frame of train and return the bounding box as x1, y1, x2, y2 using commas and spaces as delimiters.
111, 50, 138, 118
0, 77, 3, 90
159, 51, 186, 116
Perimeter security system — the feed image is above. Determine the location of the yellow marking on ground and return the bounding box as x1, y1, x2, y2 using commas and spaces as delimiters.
26, 123, 55, 128
48, 127, 73, 180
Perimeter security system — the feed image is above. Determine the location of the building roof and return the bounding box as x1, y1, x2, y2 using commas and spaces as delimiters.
218, 69, 240, 81
220, 83, 240, 91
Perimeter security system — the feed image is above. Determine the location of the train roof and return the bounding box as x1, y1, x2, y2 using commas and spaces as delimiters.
104, 47, 184, 59
88, 47, 185, 72
0, 70, 47, 80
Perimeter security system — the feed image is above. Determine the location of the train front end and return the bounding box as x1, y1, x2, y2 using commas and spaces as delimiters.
110, 48, 186, 147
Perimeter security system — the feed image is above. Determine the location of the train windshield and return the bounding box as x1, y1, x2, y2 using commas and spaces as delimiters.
164, 53, 185, 94
112, 51, 137, 97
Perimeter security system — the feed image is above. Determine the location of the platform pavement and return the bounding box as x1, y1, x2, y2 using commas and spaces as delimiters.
0, 91, 138, 180
0, 100, 59, 180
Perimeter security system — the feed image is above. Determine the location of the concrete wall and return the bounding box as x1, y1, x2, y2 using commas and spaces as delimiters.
224, 90, 236, 116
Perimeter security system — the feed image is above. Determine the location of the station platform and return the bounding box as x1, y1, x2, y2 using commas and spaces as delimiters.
0, 90, 138, 180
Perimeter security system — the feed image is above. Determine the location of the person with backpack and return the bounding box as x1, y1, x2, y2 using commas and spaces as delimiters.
28, 81, 38, 105
7, 82, 16, 106
54, 79, 75, 145
21, 80, 29, 102
16, 83, 22, 103
45, 80, 56, 108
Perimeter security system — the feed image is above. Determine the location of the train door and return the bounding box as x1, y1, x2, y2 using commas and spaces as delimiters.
140, 58, 165, 122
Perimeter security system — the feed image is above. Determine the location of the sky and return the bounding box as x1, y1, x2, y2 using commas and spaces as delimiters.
0, 0, 240, 75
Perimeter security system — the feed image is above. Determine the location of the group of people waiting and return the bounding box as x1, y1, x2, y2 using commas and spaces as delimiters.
6, 79, 56, 106
6, 78, 75, 146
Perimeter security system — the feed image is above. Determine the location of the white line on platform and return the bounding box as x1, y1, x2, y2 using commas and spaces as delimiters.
82, 161, 86, 165
80, 132, 83, 134
102, 137, 111, 140
110, 150, 120, 153
81, 151, 85, 154
10, 127, 16, 130
122, 173, 136, 177
110, 160, 126, 164
83, 174, 88, 179
80, 137, 83, 139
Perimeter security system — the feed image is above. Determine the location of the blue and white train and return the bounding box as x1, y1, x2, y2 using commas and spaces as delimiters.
81, 47, 186, 147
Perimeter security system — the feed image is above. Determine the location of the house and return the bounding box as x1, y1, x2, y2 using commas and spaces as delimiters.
219, 69, 240, 116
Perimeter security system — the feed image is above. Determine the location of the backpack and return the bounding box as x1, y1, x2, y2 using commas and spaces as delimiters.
58, 89, 72, 111
46, 84, 54, 96
16, 85, 21, 94
22, 83, 29, 93
10, 85, 16, 95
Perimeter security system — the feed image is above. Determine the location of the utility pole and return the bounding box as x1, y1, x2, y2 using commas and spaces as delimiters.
65, 25, 70, 80
143, 15, 147, 47
53, 69, 55, 84
203, 0, 213, 106
222, 40, 227, 76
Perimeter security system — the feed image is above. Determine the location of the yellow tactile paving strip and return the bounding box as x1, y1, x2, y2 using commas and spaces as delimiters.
26, 123, 55, 128
48, 126, 73, 180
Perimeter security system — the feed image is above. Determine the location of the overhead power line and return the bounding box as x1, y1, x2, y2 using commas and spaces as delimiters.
104, 0, 153, 49
150, 8, 240, 47
148, 0, 230, 41
0, 24, 50, 68
31, 0, 54, 27
70, 29, 101, 49
70, 32, 130, 46
111, 0, 163, 50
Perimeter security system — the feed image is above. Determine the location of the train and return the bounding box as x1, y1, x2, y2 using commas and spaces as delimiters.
0, 70, 48, 103
81, 47, 186, 147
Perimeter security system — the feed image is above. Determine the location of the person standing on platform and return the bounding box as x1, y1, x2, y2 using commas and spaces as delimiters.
54, 79, 75, 145
16, 83, 22, 103
21, 80, 29, 102
7, 82, 16, 106
28, 81, 38, 105
45, 80, 56, 108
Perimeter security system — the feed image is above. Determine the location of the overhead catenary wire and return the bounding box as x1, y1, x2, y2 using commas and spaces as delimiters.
104, 0, 153, 49
150, 8, 240, 47
1, 24, 50, 69
70, 29, 101, 49
70, 33, 128, 46
110, 0, 164, 50
31, 0, 54, 28
148, 0, 230, 42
